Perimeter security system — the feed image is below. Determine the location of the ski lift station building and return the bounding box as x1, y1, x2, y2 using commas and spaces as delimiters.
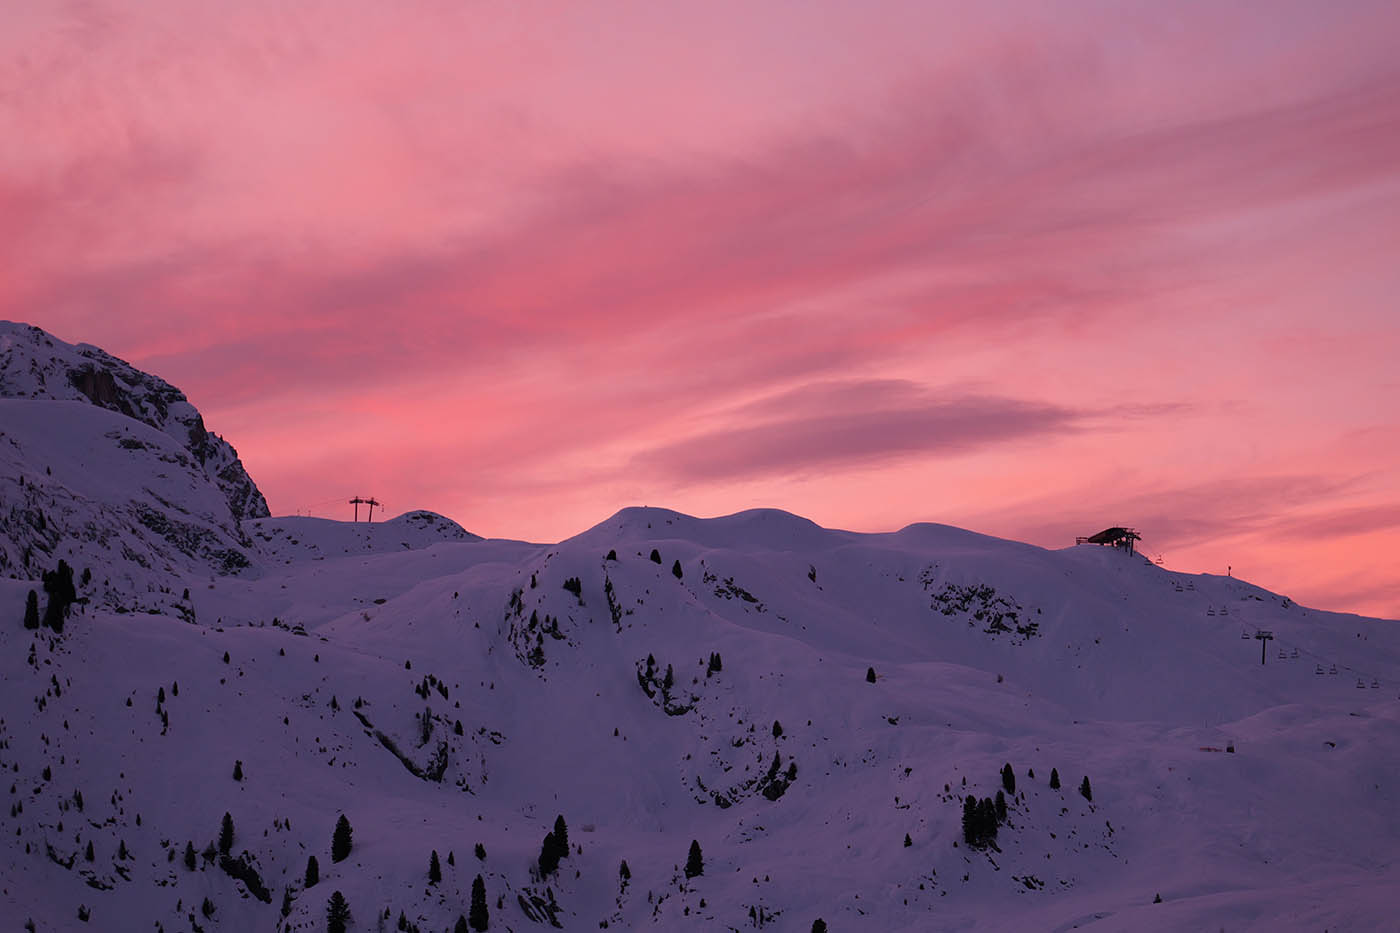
1076, 526, 1142, 555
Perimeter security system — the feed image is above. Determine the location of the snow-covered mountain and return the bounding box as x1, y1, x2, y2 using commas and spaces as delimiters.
2, 327, 1398, 932
0, 321, 267, 523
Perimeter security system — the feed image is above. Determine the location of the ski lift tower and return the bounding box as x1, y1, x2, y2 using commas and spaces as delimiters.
1254, 630, 1274, 665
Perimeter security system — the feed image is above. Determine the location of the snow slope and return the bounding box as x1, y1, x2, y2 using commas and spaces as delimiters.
2, 330, 1398, 933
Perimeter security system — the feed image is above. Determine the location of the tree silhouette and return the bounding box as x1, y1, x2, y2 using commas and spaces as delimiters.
305, 854, 319, 887
23, 590, 39, 630
469, 874, 490, 931
1049, 768, 1061, 790
429, 849, 442, 884
326, 890, 350, 933
684, 839, 704, 879
1079, 776, 1093, 802
332, 814, 353, 862
218, 812, 234, 854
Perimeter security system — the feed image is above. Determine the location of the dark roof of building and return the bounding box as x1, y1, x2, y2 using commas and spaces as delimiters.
1085, 527, 1140, 545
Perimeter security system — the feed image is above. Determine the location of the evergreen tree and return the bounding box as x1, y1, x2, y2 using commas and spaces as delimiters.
962, 795, 978, 846
772, 720, 783, 738
305, 855, 320, 888
538, 832, 561, 877
219, 812, 234, 855
684, 839, 704, 879
619, 859, 631, 880
469, 874, 490, 931
85, 840, 95, 861
903, 832, 912, 848
41, 560, 75, 633
474, 842, 486, 861
456, 915, 470, 933
331, 814, 353, 862
812, 921, 828, 933
326, 890, 350, 933
995, 790, 1007, 822
1079, 776, 1093, 802
671, 559, 683, 579
1049, 767, 1060, 790
281, 888, 294, 917
866, 667, 877, 683
232, 760, 243, 782
1001, 763, 1016, 795
184, 841, 197, 871
553, 814, 569, 852
429, 850, 442, 884
649, 548, 661, 564
23, 590, 39, 630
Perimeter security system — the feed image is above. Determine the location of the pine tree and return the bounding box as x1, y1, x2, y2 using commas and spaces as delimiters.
455, 915, 470, 933
684, 839, 704, 879
232, 760, 243, 782
219, 812, 234, 854
619, 859, 631, 880
962, 795, 978, 846
469, 874, 490, 931
538, 832, 561, 877
85, 840, 95, 861
281, 888, 294, 917
326, 890, 350, 933
23, 590, 39, 630
1049, 767, 1060, 790
41, 561, 75, 633
475, 842, 486, 861
1001, 763, 1016, 795
553, 814, 569, 851
649, 548, 661, 564
305, 854, 320, 887
903, 832, 912, 847
672, 559, 683, 579
331, 814, 353, 862
772, 720, 783, 738
429, 850, 442, 884
812, 921, 828, 933
995, 790, 1007, 822
1079, 776, 1093, 802
866, 667, 877, 683
184, 841, 197, 871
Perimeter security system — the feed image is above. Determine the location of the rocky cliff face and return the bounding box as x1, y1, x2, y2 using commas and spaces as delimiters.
0, 321, 269, 522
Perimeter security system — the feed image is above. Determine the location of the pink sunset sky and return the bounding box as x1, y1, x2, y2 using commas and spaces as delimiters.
3, 1, 1399, 618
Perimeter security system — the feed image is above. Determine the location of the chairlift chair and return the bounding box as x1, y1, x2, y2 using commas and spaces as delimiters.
1277, 649, 1286, 659
1373, 679, 1381, 688
1315, 664, 1324, 674
1329, 664, 1338, 674
1292, 649, 1299, 658
1220, 606, 1229, 615
1357, 678, 1366, 689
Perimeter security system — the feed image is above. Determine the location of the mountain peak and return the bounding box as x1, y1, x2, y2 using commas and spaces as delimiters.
0, 321, 268, 522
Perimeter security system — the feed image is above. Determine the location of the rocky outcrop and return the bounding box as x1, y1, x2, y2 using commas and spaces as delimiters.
0, 321, 269, 522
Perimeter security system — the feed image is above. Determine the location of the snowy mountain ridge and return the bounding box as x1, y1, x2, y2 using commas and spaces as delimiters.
0, 321, 268, 523
1, 325, 1398, 932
